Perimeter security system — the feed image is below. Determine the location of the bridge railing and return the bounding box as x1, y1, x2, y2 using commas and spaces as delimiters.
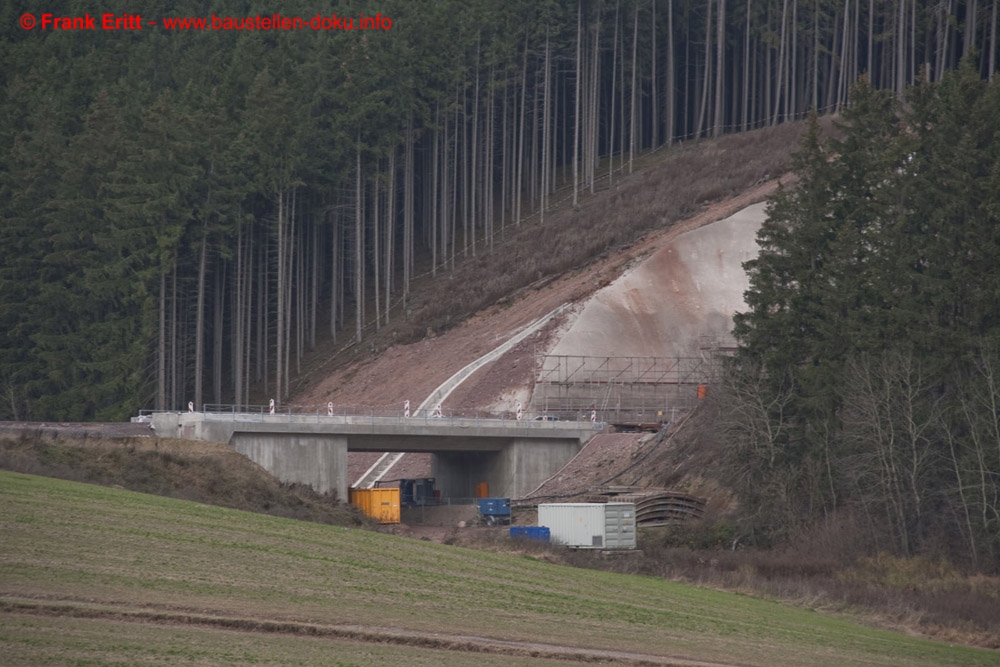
187, 404, 606, 429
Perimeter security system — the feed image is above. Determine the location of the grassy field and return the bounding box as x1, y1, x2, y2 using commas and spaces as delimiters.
2, 471, 997, 667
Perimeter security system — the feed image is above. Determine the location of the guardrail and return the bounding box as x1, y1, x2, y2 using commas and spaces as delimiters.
139, 404, 606, 430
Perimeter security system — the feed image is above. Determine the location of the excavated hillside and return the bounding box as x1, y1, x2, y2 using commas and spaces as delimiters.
293, 179, 786, 494
289, 120, 831, 498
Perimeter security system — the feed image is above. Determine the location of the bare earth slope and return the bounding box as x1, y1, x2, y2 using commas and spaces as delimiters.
551, 202, 767, 359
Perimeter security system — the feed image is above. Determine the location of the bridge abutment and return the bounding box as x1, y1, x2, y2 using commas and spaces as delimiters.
231, 432, 349, 501
496, 438, 581, 499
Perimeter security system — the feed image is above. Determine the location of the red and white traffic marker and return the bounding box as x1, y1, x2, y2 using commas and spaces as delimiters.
404, 400, 410, 418
516, 402, 523, 421
269, 398, 275, 415
188, 401, 194, 413
591, 410, 597, 423
434, 404, 442, 418
327, 402, 334, 416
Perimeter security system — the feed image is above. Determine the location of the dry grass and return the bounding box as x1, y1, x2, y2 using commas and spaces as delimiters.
0, 433, 366, 526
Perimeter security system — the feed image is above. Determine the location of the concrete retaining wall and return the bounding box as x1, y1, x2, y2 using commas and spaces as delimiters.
230, 433, 348, 501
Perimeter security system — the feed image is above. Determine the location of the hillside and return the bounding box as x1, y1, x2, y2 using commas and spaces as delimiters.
289, 122, 807, 412
288, 121, 803, 490
7, 2, 992, 421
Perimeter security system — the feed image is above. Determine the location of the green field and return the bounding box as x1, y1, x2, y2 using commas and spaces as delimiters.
1, 471, 996, 666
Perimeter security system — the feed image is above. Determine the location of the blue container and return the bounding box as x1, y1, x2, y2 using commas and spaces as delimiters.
477, 498, 511, 516
510, 526, 550, 542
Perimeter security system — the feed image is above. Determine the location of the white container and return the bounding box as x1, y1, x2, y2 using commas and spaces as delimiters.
537, 502, 636, 549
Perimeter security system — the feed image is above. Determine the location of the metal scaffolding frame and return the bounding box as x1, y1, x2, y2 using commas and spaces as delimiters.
531, 352, 728, 423
535, 354, 719, 387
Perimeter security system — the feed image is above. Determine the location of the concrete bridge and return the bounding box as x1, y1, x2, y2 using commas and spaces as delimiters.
151, 411, 602, 502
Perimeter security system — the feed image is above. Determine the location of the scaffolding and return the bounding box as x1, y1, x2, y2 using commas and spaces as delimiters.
530, 350, 728, 424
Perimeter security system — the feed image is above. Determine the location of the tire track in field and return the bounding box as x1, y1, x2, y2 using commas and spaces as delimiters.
1, 597, 741, 667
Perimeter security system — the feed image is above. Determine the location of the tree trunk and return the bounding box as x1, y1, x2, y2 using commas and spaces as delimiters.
836, 0, 851, 108
276, 190, 285, 401
331, 213, 339, 341
431, 109, 439, 276
790, 0, 798, 118
714, 0, 726, 137
544, 27, 554, 216
213, 261, 224, 404
965, 0, 978, 61
813, 0, 820, 111
629, 4, 638, 172
157, 267, 167, 410
590, 12, 601, 193
744, 0, 752, 131
500, 82, 507, 237
285, 188, 295, 397
386, 148, 395, 324
404, 119, 413, 298
573, 8, 582, 205
772, 0, 788, 126
609, 1, 619, 184
897, 0, 906, 95
991, 0, 998, 80
482, 65, 496, 249
516, 31, 528, 226
355, 141, 363, 344
194, 229, 208, 409
667, 0, 675, 143
869, 0, 875, 82
621, 17, 627, 169
233, 226, 243, 408
257, 236, 265, 387
651, 0, 658, 148
439, 112, 449, 269
373, 172, 381, 331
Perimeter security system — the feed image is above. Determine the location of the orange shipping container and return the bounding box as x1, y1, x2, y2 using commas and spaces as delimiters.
349, 487, 400, 524
474, 482, 489, 498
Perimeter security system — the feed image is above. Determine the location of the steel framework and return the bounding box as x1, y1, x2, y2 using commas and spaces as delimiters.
530, 352, 728, 422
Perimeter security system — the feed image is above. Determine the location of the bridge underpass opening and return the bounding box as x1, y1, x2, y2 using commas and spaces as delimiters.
431, 436, 582, 500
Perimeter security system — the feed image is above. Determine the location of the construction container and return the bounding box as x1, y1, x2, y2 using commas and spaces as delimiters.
474, 481, 489, 498
537, 503, 637, 549
400, 478, 436, 506
348, 487, 400, 524
510, 526, 550, 542
477, 497, 511, 525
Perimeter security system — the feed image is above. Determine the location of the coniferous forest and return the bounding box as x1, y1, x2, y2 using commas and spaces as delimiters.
1, 0, 998, 423
727, 64, 1000, 568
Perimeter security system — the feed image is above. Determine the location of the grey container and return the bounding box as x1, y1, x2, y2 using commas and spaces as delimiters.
537, 502, 637, 549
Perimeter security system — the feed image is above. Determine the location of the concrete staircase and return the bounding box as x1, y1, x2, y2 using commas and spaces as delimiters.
354, 452, 406, 489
